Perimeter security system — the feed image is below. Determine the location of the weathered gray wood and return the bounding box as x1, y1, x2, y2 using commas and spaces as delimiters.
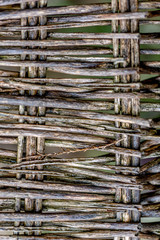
0, 128, 112, 144
140, 158, 160, 173
140, 38, 160, 45
139, 233, 160, 240
141, 223, 160, 232
68, 230, 137, 238
0, 175, 116, 194
1, 164, 139, 179
0, 20, 110, 31
0, 95, 108, 111
0, 77, 141, 91
0, 0, 158, 234
143, 173, 160, 185
0, 39, 112, 47
45, 162, 139, 175
0, 137, 17, 144
0, 177, 141, 190
141, 50, 160, 55
46, 109, 151, 127
43, 198, 115, 209
0, 112, 151, 129
0, 122, 151, 141
4, 55, 126, 64
0, 212, 112, 222
141, 195, 160, 205
0, 148, 16, 158
139, 2, 160, 9
0, 77, 115, 84
12, 156, 114, 167
0, 48, 113, 56
0, 188, 114, 200
49, 32, 139, 39
146, 164, 160, 174
47, 12, 147, 24
141, 210, 160, 218
0, 222, 139, 230
0, 8, 148, 21
0, 237, 72, 240
0, 0, 41, 6
0, 237, 73, 240
48, 66, 137, 76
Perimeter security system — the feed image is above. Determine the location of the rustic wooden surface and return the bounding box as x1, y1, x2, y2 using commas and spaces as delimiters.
0, 0, 159, 239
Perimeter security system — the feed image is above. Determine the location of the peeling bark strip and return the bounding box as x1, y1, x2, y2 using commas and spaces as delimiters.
0, 0, 159, 239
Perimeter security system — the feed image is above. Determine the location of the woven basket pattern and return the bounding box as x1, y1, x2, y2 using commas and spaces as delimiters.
0, 0, 159, 239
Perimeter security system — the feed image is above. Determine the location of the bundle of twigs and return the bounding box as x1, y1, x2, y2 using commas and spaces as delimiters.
0, 0, 159, 239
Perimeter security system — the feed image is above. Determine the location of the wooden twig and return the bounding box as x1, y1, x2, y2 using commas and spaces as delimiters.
140, 158, 160, 173
0, 9, 149, 21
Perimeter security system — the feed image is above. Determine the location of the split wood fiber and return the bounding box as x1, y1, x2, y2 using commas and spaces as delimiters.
0, 0, 159, 239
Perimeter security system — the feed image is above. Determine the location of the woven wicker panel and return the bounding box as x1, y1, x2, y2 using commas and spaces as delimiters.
0, 0, 159, 239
